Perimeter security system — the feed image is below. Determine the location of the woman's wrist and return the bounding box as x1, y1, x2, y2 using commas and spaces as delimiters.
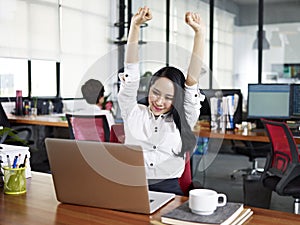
194, 29, 205, 38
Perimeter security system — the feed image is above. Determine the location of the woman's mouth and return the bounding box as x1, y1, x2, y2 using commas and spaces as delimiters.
152, 104, 163, 112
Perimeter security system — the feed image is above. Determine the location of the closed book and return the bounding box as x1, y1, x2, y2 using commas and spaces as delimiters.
161, 201, 244, 225
231, 208, 253, 225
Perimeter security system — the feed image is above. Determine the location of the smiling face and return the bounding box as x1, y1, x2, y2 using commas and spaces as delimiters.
148, 77, 175, 116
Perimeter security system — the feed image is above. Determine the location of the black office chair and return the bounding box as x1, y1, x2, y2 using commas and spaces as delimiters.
0, 102, 33, 146
65, 114, 110, 142
230, 140, 271, 179
261, 119, 300, 214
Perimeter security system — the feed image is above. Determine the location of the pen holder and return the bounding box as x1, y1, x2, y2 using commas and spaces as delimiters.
2, 167, 26, 195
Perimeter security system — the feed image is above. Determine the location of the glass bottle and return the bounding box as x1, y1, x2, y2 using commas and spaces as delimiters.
15, 90, 23, 116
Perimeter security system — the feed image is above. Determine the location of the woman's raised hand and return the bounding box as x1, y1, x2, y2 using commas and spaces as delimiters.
185, 12, 205, 34
132, 6, 152, 26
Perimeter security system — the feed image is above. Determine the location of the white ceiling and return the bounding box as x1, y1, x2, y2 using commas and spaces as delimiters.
232, 0, 300, 5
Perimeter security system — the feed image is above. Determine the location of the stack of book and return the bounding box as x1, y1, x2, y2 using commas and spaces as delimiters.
161, 201, 253, 225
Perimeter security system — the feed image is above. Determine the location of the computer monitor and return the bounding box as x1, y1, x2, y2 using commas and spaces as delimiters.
199, 89, 243, 124
247, 84, 291, 119
291, 84, 300, 118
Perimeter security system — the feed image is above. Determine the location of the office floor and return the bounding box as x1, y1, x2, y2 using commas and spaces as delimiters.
30, 140, 295, 214
192, 149, 295, 214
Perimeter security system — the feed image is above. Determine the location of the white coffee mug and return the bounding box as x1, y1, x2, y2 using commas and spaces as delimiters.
189, 189, 227, 215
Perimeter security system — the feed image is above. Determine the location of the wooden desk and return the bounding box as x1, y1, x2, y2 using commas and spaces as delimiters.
7, 116, 300, 144
8, 114, 68, 128
196, 128, 300, 145
1, 172, 300, 225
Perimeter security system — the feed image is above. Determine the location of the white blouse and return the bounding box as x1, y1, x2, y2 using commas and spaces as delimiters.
118, 63, 204, 179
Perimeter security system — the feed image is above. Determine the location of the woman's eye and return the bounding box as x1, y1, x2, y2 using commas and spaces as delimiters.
152, 90, 159, 95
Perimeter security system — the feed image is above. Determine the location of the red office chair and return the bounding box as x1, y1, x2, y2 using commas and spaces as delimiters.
109, 123, 196, 196
109, 124, 125, 144
178, 151, 194, 196
261, 119, 300, 214
66, 114, 110, 142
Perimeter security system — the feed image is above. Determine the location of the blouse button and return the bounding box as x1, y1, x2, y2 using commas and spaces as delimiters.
153, 146, 156, 149
125, 74, 128, 77
195, 94, 198, 97
150, 163, 153, 167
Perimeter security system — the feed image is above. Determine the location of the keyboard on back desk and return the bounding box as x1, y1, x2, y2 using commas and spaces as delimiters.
287, 123, 300, 137
293, 131, 300, 138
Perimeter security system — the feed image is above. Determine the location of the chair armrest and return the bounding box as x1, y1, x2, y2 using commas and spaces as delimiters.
261, 153, 272, 181
275, 163, 300, 195
13, 127, 32, 142
0, 131, 9, 144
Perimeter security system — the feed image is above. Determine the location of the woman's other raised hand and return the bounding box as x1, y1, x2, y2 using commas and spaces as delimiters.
185, 12, 205, 34
132, 6, 153, 26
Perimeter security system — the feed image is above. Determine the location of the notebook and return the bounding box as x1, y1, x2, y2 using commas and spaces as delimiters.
45, 138, 175, 214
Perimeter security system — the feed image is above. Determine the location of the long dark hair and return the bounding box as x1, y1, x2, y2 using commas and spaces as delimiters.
145, 66, 197, 157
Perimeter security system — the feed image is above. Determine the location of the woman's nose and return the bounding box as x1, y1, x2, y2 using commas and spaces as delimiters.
156, 96, 164, 105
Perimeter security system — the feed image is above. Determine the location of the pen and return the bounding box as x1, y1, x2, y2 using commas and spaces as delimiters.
7, 155, 11, 168
19, 154, 27, 168
17, 153, 21, 167
12, 155, 18, 168
0, 156, 3, 187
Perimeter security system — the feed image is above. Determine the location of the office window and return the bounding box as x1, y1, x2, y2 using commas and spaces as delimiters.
0, 0, 59, 60
0, 57, 28, 97
132, 1, 168, 74
263, 2, 300, 84
0, 0, 59, 98
212, 0, 259, 101
133, 0, 210, 88
213, 7, 235, 89
31, 59, 57, 96
170, 0, 210, 88
60, 0, 115, 98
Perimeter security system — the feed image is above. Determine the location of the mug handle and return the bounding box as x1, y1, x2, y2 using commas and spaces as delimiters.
217, 193, 227, 207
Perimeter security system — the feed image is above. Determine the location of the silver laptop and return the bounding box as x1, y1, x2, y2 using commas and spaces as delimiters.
45, 138, 175, 214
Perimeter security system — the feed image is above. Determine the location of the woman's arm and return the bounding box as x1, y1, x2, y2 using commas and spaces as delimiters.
185, 12, 206, 86
125, 6, 152, 64
118, 7, 152, 119
183, 12, 206, 127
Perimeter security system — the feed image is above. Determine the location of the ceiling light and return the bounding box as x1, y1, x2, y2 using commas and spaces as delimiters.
253, 30, 270, 50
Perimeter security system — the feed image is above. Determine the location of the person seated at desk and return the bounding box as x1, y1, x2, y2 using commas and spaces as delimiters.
118, 6, 205, 195
73, 79, 115, 129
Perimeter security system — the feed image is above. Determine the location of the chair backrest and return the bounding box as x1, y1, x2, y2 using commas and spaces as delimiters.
109, 124, 125, 144
178, 151, 193, 196
66, 114, 110, 142
0, 102, 11, 128
261, 119, 300, 174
